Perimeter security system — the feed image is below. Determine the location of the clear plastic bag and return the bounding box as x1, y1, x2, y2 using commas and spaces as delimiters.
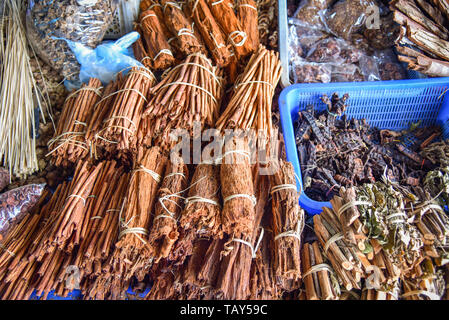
0, 184, 45, 238
293, 61, 332, 83
306, 38, 343, 63
288, 20, 328, 61
322, 0, 375, 40
331, 63, 364, 82
26, 0, 118, 83
363, 13, 400, 50
373, 50, 407, 81
359, 55, 381, 81
293, 0, 333, 29
66, 31, 143, 88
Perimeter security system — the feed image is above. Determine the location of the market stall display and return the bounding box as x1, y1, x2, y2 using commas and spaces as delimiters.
1, 0, 449, 302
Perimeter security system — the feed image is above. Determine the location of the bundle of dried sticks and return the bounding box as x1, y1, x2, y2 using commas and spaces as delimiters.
47, 78, 103, 166
107, 147, 168, 298
186, 0, 233, 67
136, 9, 176, 70
302, 241, 340, 300
161, 0, 205, 55
96, 67, 155, 155
270, 160, 304, 291
147, 157, 189, 263
216, 45, 281, 138
392, 0, 449, 77
139, 53, 224, 149
169, 163, 222, 266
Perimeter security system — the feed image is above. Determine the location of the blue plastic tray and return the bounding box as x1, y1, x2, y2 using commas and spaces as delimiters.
279, 77, 449, 215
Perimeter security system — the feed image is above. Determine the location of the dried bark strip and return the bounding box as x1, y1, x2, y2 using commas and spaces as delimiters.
139, 9, 176, 70
270, 160, 304, 291
47, 78, 103, 166
147, 157, 189, 263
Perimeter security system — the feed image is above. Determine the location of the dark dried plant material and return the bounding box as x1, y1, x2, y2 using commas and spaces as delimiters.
363, 14, 400, 50
160, 0, 205, 55
147, 158, 189, 263
108, 147, 168, 298
378, 61, 406, 80
47, 78, 103, 167
270, 160, 304, 291
97, 67, 155, 155
325, 0, 374, 41
0, 184, 45, 240
238, 0, 260, 50
294, 63, 331, 83
27, 0, 116, 82
0, 168, 10, 191
294, 0, 333, 26
138, 9, 176, 70
295, 93, 440, 201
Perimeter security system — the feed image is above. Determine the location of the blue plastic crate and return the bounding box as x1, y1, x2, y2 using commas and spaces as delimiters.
279, 77, 449, 216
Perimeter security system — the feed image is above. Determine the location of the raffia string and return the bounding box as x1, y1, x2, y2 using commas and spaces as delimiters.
274, 220, 302, 242
185, 195, 220, 206
239, 3, 257, 10
303, 263, 341, 296
228, 30, 247, 47
401, 290, 441, 300
324, 232, 344, 254
134, 165, 162, 183
271, 183, 297, 194
153, 49, 174, 61
66, 194, 87, 206
159, 81, 217, 104
154, 175, 211, 222
337, 201, 372, 218
66, 86, 103, 101
230, 227, 264, 259
0, 243, 15, 257
224, 193, 257, 206
234, 80, 273, 90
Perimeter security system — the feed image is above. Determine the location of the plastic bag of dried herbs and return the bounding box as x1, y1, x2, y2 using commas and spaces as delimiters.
292, 61, 332, 83
293, 0, 333, 29
26, 0, 118, 86
0, 184, 45, 239
321, 0, 376, 41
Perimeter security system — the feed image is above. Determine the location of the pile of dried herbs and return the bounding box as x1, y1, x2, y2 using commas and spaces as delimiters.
294, 93, 440, 201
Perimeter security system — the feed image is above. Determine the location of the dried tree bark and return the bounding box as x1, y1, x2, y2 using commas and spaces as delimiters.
147, 157, 189, 263
270, 160, 304, 291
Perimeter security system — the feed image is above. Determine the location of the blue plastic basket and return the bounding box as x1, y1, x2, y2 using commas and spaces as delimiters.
279, 77, 449, 216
